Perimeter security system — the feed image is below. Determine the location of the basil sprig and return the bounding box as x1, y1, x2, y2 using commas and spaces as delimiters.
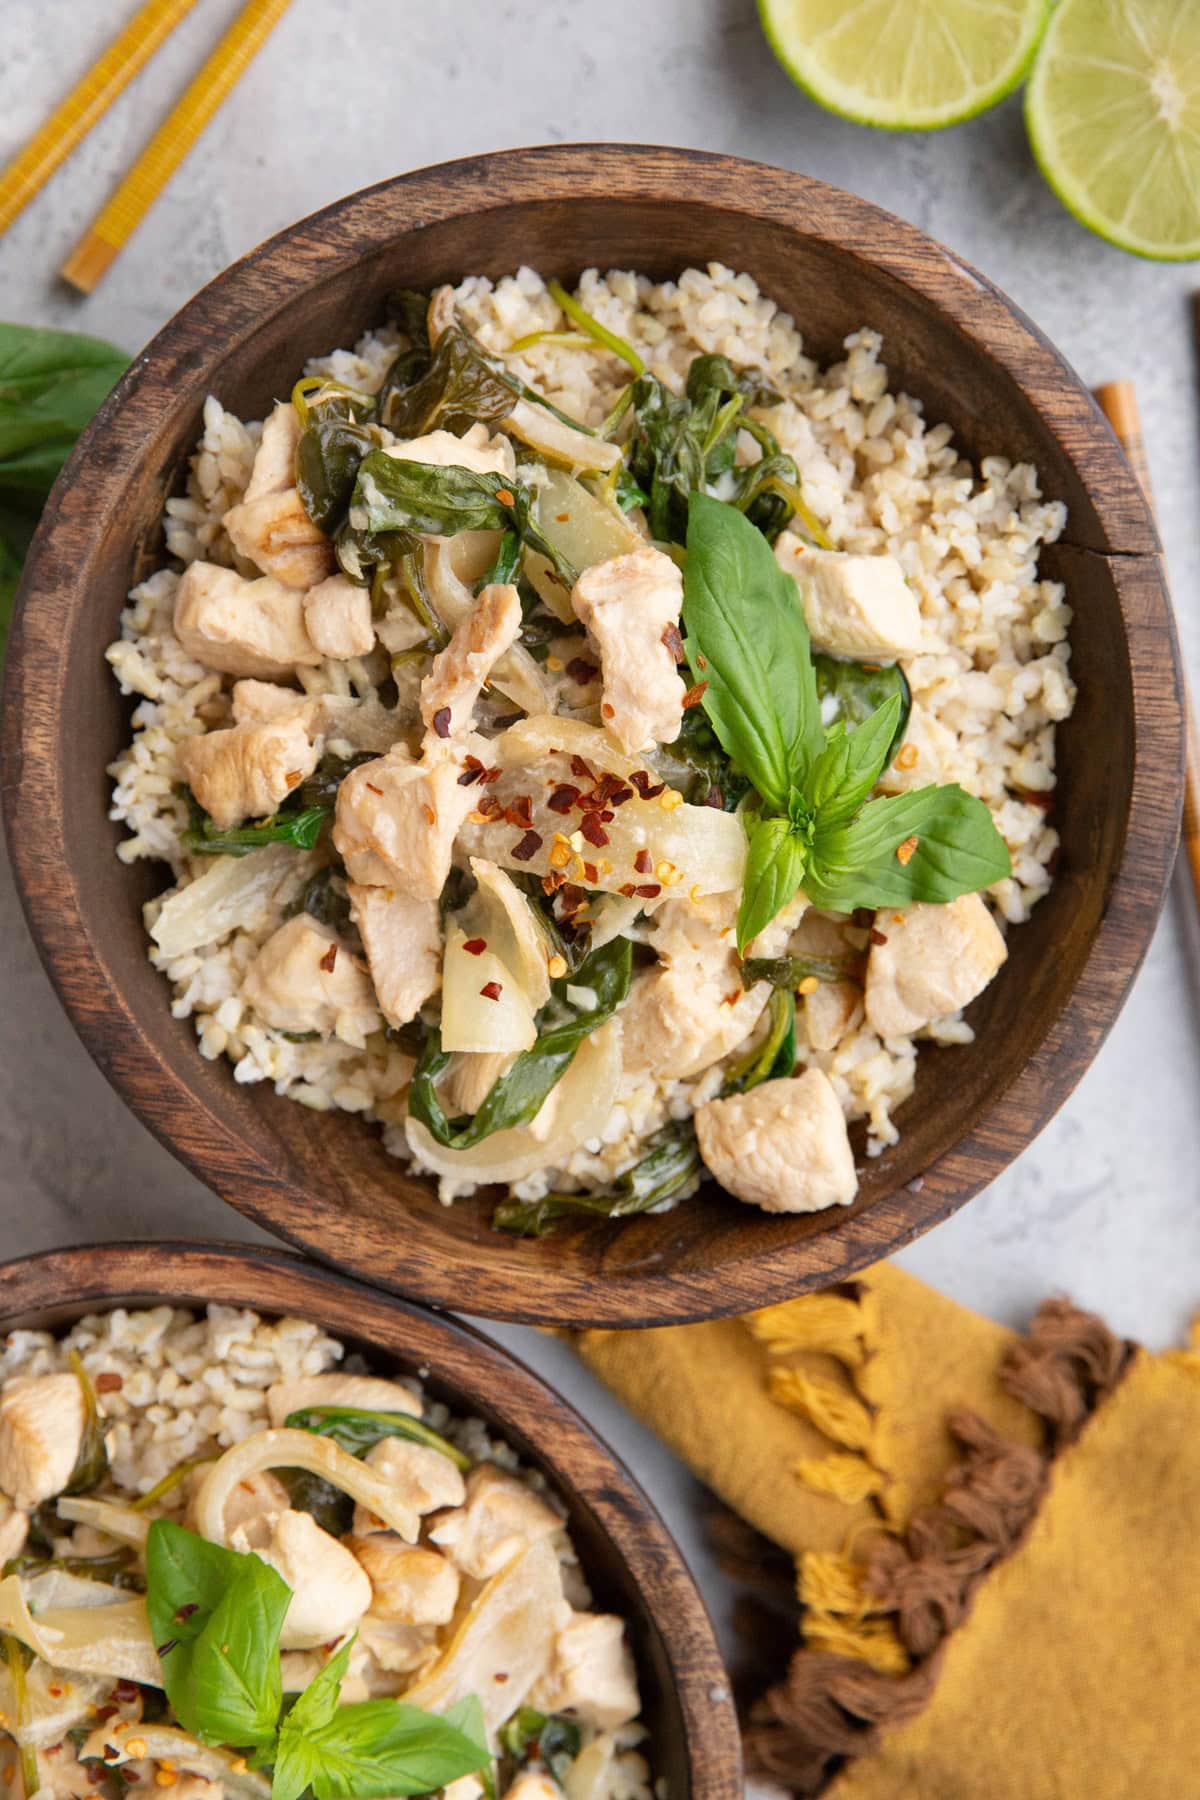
682, 493, 1011, 949
145, 1522, 488, 1798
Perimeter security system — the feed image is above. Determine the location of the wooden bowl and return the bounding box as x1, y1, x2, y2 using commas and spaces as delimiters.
2, 147, 1184, 1325
0, 1239, 740, 1799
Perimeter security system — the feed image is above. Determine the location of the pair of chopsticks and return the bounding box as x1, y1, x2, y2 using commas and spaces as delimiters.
1094, 380, 1200, 910
0, 0, 291, 294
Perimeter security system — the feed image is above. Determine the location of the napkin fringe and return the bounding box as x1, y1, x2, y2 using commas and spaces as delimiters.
740, 1296, 1129, 1794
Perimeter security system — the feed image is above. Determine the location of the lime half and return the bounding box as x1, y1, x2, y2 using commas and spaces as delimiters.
758, 0, 1052, 130
1026, 0, 1200, 261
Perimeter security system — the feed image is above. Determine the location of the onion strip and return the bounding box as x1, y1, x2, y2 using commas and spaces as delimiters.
79, 1720, 271, 1800
193, 1428, 420, 1547
56, 1496, 150, 1549
0, 1574, 160, 1686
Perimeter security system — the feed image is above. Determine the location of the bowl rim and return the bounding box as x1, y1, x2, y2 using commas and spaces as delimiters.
0, 1237, 742, 1799
1, 144, 1185, 1325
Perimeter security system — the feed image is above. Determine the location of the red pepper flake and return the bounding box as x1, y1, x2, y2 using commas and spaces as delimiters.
463, 937, 488, 956
633, 883, 662, 899
495, 488, 516, 507
494, 1670, 510, 1684
565, 656, 599, 684
95, 1372, 123, 1394
318, 944, 338, 974
542, 871, 567, 893
608, 783, 633, 806
512, 829, 543, 861
629, 770, 666, 799
457, 765, 484, 786
619, 881, 637, 897
471, 795, 503, 821
547, 783, 580, 814
660, 620, 685, 664
480, 764, 503, 783
480, 980, 503, 1001
634, 848, 654, 875
570, 754, 596, 781
113, 1682, 140, 1705
48, 1684, 64, 1698
366, 782, 383, 796
869, 928, 889, 947
579, 813, 609, 848
681, 680, 708, 709
583, 860, 599, 884
559, 883, 587, 916
504, 795, 534, 830
174, 1603, 199, 1624
432, 706, 452, 739
95, 1705, 120, 1724
601, 702, 615, 718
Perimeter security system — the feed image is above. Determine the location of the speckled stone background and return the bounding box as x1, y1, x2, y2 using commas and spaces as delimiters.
3, 0, 1200, 1651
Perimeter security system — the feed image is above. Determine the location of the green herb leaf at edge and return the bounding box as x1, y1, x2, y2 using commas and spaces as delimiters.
736, 815, 809, 954
0, 322, 128, 494
683, 492, 823, 810
806, 784, 1012, 911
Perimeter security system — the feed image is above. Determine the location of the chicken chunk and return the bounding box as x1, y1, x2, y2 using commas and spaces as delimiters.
571, 544, 686, 754
231, 680, 408, 756
351, 1437, 466, 1532
695, 1068, 858, 1214
231, 1508, 371, 1650
304, 575, 375, 660
174, 562, 321, 679
384, 422, 516, 480
177, 714, 321, 830
864, 894, 1007, 1038
345, 1537, 460, 1625
333, 747, 476, 897
243, 401, 301, 502
420, 582, 521, 744
224, 487, 334, 590
803, 979, 863, 1053
354, 1616, 440, 1682
775, 532, 923, 661
348, 884, 441, 1030
242, 914, 380, 1046
427, 1463, 562, 1581
621, 964, 767, 1082
529, 1611, 641, 1730
0, 1373, 86, 1509
266, 1371, 422, 1428
0, 1495, 29, 1564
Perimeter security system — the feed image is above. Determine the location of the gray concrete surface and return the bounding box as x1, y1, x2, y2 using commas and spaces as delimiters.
3, 0, 1200, 1659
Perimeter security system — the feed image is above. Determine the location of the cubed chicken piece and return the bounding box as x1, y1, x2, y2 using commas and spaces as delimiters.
352, 1437, 466, 1532
695, 1068, 858, 1214
529, 1611, 641, 1731
266, 1371, 422, 1428
231, 680, 408, 757
224, 487, 334, 590
875, 702, 962, 796
348, 884, 441, 1030
428, 1463, 562, 1581
864, 894, 1007, 1038
243, 401, 301, 502
384, 421, 516, 480
242, 915, 380, 1046
334, 748, 476, 897
345, 1537, 460, 1625
0, 1496, 29, 1564
420, 583, 521, 744
303, 575, 375, 660
0, 1373, 86, 1509
622, 965, 767, 1083
230, 1508, 371, 1650
571, 544, 686, 754
803, 979, 863, 1053
177, 714, 320, 831
354, 1615, 440, 1681
775, 532, 923, 661
174, 562, 321, 679
232, 679, 318, 725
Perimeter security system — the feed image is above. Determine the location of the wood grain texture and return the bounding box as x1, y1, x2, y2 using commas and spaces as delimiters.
0, 1239, 741, 1800
0, 146, 1185, 1325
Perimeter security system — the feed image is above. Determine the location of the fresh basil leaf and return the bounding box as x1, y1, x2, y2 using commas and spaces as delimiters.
807, 784, 1011, 911
272, 1639, 353, 1800
684, 493, 823, 810
410, 937, 632, 1150
0, 322, 128, 494
736, 815, 809, 953
276, 1696, 488, 1800
493, 1120, 701, 1238
806, 693, 902, 829
814, 654, 911, 764
284, 1405, 470, 1472
181, 804, 329, 858
146, 1520, 289, 1749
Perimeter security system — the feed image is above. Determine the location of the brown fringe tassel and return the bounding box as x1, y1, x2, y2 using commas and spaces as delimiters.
736, 1297, 1130, 1795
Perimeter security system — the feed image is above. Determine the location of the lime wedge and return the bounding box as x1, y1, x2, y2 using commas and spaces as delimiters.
758, 0, 1052, 130
1026, 0, 1200, 261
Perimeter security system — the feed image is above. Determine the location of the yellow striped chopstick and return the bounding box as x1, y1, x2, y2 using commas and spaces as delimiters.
0, 0, 199, 237
61, 0, 293, 295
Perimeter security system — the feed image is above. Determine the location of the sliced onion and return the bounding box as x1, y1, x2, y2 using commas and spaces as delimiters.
150, 844, 318, 958
505, 398, 622, 473
532, 467, 640, 572
469, 859, 553, 1010
192, 1429, 419, 1547
564, 1733, 621, 1800
400, 1537, 563, 1739
0, 1659, 109, 1749
441, 927, 537, 1056
0, 1574, 160, 1686
78, 1721, 271, 1800
56, 1497, 150, 1549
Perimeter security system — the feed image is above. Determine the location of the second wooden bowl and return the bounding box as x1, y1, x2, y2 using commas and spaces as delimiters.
0, 1240, 740, 1799
1, 146, 1184, 1324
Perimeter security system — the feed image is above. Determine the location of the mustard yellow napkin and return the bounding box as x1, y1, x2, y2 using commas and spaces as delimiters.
577, 1266, 1198, 1796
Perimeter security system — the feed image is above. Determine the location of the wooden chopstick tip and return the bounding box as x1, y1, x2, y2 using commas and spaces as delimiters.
59, 229, 121, 296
